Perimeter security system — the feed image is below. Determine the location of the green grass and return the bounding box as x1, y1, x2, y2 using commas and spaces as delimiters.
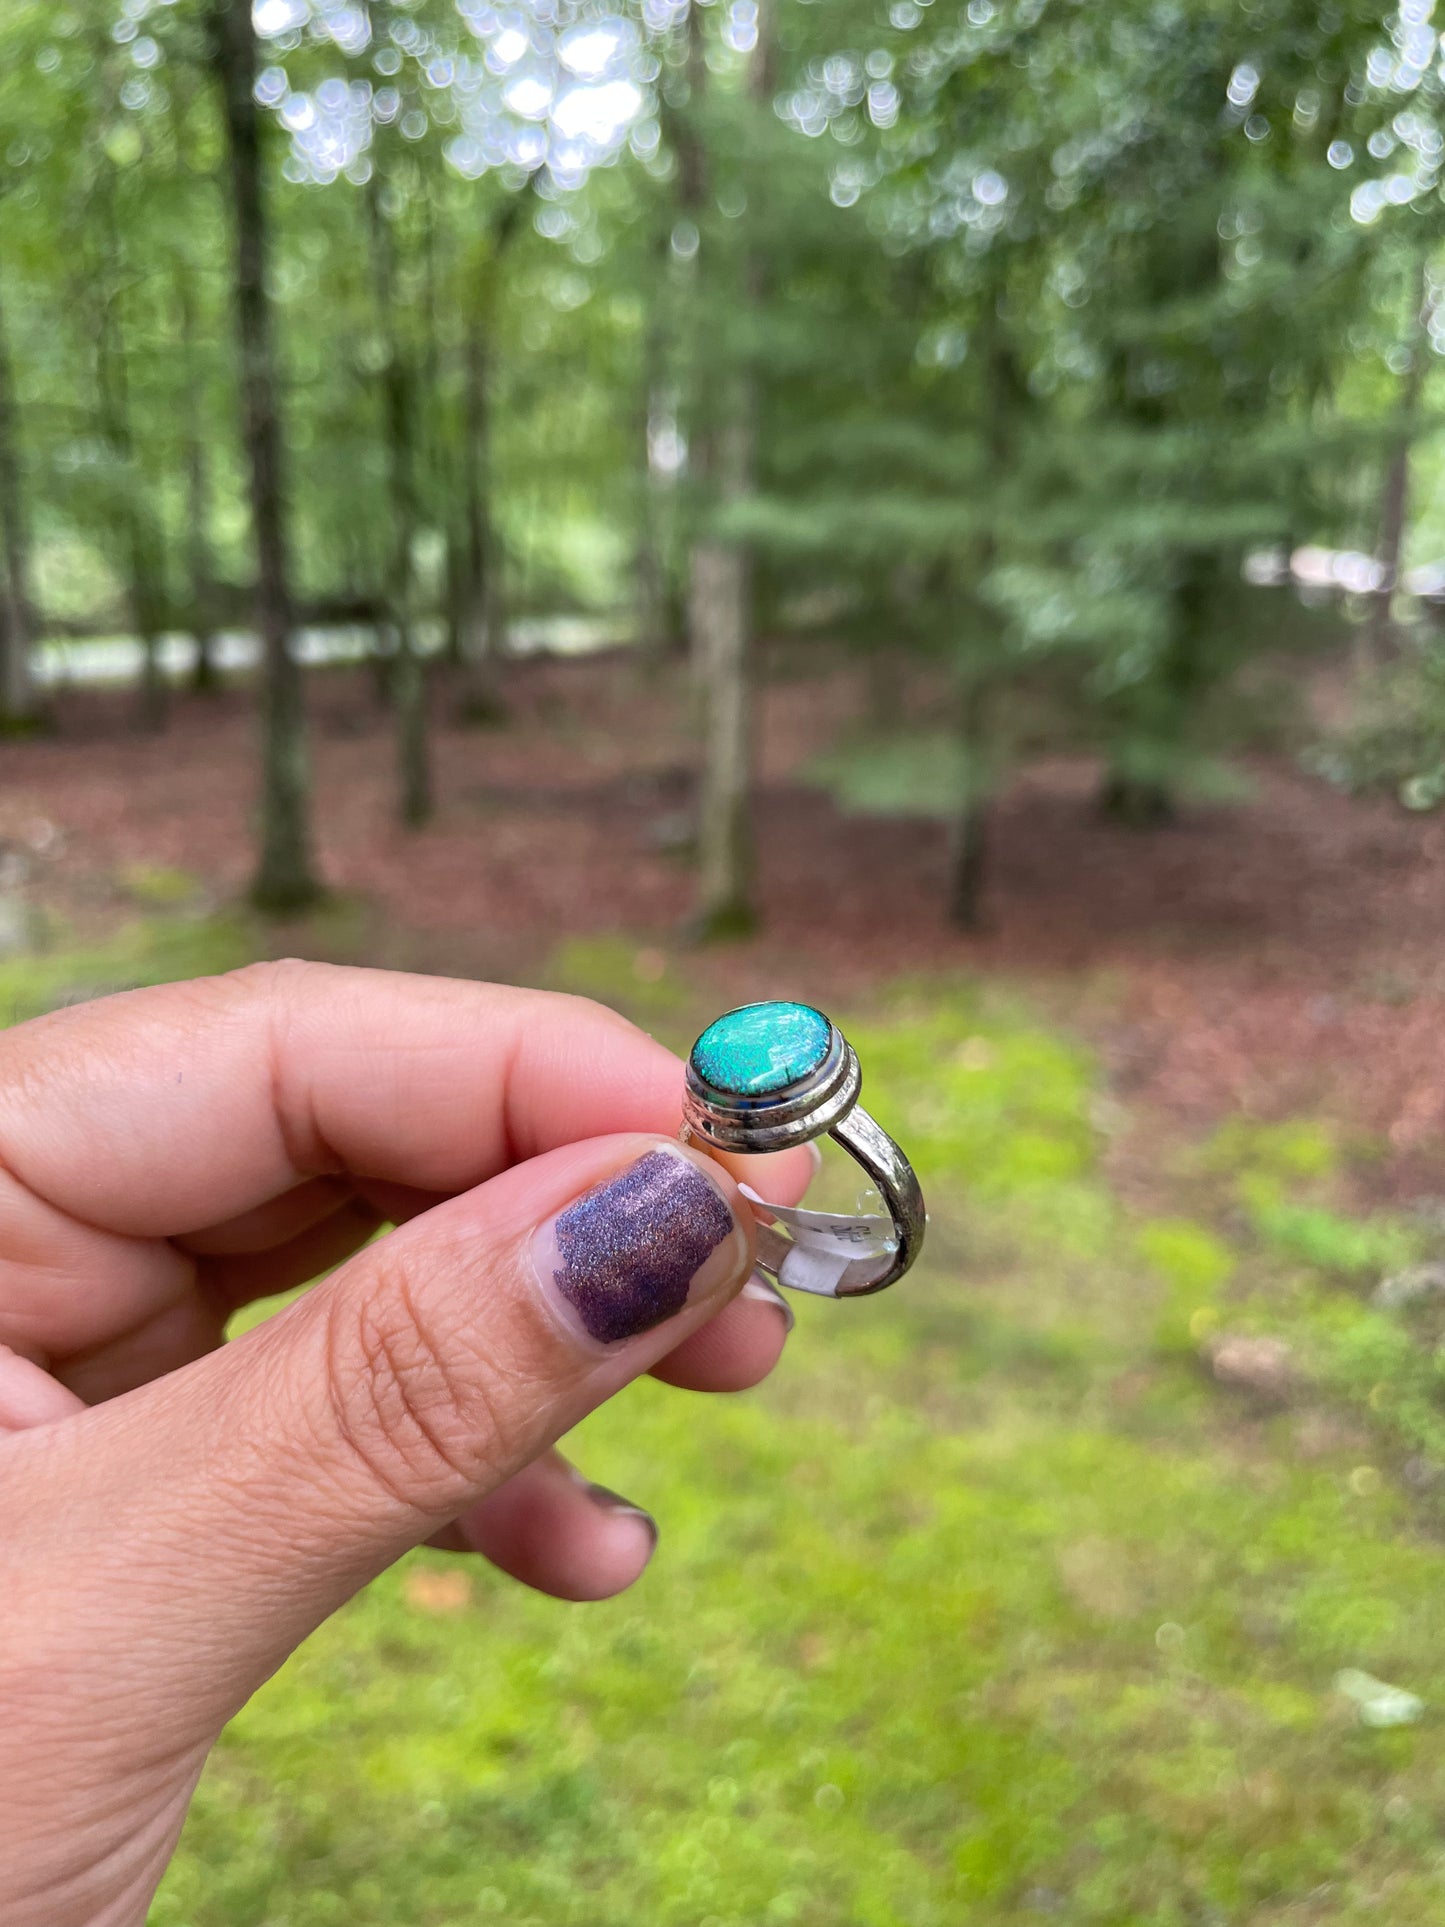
0, 913, 251, 1026
9, 919, 1445, 1924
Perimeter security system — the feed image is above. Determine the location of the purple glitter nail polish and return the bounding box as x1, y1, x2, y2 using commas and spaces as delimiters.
548, 1148, 735, 1344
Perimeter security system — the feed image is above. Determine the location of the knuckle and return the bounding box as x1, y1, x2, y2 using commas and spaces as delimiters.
321, 1242, 526, 1515
225, 955, 330, 1027
554, 988, 649, 1040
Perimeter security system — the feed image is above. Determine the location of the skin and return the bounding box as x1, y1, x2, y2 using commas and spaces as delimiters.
0, 961, 811, 1927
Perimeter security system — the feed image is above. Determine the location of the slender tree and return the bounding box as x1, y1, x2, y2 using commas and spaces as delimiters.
0, 264, 37, 730
675, 0, 714, 685
81, 22, 173, 735
452, 192, 528, 723
365, 169, 431, 827
1368, 256, 1435, 662
178, 265, 221, 694
210, 0, 321, 911
170, 78, 222, 695
690, 0, 772, 938
93, 260, 169, 735
633, 223, 677, 656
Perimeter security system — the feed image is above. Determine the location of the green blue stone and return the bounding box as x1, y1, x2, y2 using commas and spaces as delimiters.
691, 1002, 832, 1097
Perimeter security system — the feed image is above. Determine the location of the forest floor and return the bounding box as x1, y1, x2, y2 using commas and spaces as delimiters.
5, 650, 1445, 1195
9, 654, 1445, 1923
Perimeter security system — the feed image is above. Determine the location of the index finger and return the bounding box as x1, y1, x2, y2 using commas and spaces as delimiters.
0, 962, 797, 1238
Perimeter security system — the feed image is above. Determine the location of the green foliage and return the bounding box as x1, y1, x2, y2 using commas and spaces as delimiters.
745, 0, 1445, 861
1203, 1116, 1342, 1185
1309, 633, 1445, 812
1098, 738, 1256, 810
120, 864, 205, 908
547, 934, 691, 1023
843, 988, 1099, 1202
1217, 1117, 1419, 1283
1138, 1217, 1237, 1352
2, 0, 1443, 926
1242, 1183, 1422, 1281
802, 731, 978, 819
1183, 1109, 1445, 1478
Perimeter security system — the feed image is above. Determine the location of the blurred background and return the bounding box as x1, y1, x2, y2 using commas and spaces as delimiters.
8, 0, 1445, 1920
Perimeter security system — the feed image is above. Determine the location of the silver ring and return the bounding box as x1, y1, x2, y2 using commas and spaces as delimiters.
679, 1001, 926, 1299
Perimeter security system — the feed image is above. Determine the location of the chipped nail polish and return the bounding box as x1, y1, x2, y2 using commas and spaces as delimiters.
582, 1482, 659, 1547
538, 1146, 741, 1345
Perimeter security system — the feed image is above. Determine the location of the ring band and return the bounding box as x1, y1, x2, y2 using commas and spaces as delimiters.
679, 1002, 926, 1299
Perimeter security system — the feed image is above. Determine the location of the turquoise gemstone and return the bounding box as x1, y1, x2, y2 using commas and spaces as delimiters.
691, 1002, 831, 1097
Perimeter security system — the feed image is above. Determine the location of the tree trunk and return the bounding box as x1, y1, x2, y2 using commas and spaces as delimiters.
391, 630, 430, 828
443, 522, 465, 667
97, 301, 169, 734
453, 306, 502, 716
948, 799, 989, 932
867, 634, 905, 726
211, 0, 320, 912
690, 0, 771, 939
677, 0, 714, 686
178, 269, 221, 693
1099, 546, 1219, 827
0, 266, 37, 729
133, 559, 170, 735
88, 148, 170, 736
635, 228, 677, 660
453, 198, 525, 724
169, 79, 221, 695
186, 459, 220, 693
938, 281, 1015, 922
947, 678, 991, 931
1368, 258, 1433, 663
365, 173, 432, 828
691, 425, 755, 937
1098, 771, 1175, 829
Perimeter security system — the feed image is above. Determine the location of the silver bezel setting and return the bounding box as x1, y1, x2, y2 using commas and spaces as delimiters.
680, 1003, 928, 1297
682, 1017, 860, 1155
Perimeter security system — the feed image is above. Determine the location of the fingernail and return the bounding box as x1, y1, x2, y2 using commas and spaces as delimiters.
582, 1481, 659, 1549
742, 1271, 795, 1334
807, 1141, 824, 1175
536, 1145, 746, 1346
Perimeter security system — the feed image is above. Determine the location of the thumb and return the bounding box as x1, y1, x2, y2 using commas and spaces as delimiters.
6, 1135, 752, 1738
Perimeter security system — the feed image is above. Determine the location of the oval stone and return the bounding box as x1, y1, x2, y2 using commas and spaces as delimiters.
691, 1001, 832, 1097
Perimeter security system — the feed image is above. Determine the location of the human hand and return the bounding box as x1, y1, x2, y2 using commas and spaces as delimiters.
0, 963, 806, 1926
